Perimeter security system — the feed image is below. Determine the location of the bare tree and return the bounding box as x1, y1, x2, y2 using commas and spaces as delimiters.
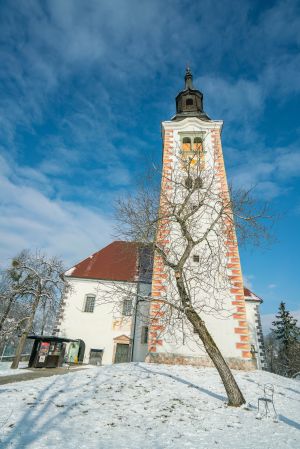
0, 267, 31, 346
1, 250, 66, 369
101, 134, 271, 407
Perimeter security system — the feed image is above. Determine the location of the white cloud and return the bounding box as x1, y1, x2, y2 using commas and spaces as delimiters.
243, 274, 255, 290
0, 157, 113, 267
228, 145, 300, 199
261, 309, 300, 335
277, 150, 300, 179
196, 76, 264, 125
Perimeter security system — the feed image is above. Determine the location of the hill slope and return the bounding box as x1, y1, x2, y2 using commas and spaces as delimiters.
0, 363, 299, 448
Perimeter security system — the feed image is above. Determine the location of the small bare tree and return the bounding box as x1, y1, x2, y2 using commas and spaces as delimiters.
104, 134, 271, 407
0, 250, 66, 369
0, 267, 32, 346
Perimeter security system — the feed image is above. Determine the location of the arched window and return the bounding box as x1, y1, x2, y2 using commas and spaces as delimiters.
84, 295, 95, 313
182, 136, 191, 151
194, 136, 202, 151
186, 98, 193, 106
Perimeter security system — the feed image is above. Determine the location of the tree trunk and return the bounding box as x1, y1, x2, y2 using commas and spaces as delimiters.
11, 293, 40, 369
40, 302, 47, 336
176, 276, 245, 406
10, 330, 28, 369
0, 294, 16, 333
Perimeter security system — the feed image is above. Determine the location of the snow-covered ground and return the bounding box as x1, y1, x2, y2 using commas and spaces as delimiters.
0, 361, 30, 376
0, 363, 299, 449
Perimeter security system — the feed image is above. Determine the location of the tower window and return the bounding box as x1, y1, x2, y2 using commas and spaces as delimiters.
84, 295, 95, 313
194, 137, 203, 151
182, 137, 191, 151
186, 98, 193, 106
193, 255, 200, 263
182, 137, 191, 144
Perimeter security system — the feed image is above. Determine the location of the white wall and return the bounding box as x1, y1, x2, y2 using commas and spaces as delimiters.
132, 282, 151, 362
245, 300, 264, 369
156, 308, 242, 359
59, 278, 137, 365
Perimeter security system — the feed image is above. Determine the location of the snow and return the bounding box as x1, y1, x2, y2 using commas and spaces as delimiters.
0, 363, 299, 448
0, 362, 30, 377
64, 266, 75, 276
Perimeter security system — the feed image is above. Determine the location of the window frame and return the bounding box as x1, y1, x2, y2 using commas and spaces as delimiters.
122, 299, 133, 317
179, 132, 205, 149
83, 294, 96, 313
193, 136, 203, 151
182, 136, 192, 152
141, 326, 149, 344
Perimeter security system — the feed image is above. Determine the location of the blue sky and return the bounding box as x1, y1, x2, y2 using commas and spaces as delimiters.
0, 0, 299, 328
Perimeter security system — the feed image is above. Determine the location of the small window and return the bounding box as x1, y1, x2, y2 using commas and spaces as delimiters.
182, 136, 191, 151
193, 255, 200, 263
186, 98, 193, 106
141, 326, 149, 344
84, 295, 95, 313
194, 137, 203, 151
122, 299, 132, 316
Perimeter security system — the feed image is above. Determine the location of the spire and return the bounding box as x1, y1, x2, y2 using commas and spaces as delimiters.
184, 66, 194, 90
172, 68, 210, 121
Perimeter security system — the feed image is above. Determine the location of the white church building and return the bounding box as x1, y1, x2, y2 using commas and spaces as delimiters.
54, 70, 266, 370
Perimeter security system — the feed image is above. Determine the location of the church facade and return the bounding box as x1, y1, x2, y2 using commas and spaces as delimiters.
54, 70, 266, 370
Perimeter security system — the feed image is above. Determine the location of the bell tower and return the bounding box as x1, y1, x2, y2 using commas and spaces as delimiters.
148, 69, 254, 369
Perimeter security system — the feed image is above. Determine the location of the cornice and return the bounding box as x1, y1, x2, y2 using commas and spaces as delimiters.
162, 117, 223, 133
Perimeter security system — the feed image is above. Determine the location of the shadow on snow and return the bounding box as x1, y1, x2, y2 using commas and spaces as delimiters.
136, 363, 227, 402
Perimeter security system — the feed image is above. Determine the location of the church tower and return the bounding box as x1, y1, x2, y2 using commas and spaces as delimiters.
148, 69, 255, 369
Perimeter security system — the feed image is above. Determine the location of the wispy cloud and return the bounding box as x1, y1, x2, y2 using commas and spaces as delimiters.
197, 76, 264, 125
227, 144, 300, 199
0, 155, 113, 266
243, 274, 255, 290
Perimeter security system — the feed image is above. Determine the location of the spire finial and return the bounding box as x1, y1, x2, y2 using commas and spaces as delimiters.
184, 66, 193, 89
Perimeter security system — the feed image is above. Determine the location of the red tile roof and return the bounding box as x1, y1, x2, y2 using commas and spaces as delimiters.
65, 241, 139, 282
65, 241, 263, 302
244, 287, 262, 302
